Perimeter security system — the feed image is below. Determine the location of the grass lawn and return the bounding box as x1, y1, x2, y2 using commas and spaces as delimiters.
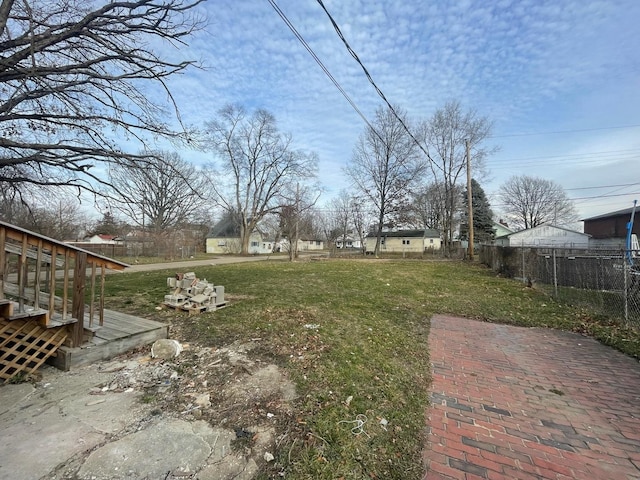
103, 258, 640, 479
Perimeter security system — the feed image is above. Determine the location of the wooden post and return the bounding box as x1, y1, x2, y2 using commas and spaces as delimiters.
18, 235, 28, 312
0, 227, 5, 300
48, 245, 57, 318
99, 264, 106, 326
71, 252, 87, 347
62, 250, 69, 320
34, 240, 43, 308
89, 262, 96, 327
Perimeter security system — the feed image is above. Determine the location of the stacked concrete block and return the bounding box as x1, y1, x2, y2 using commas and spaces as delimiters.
163, 272, 226, 314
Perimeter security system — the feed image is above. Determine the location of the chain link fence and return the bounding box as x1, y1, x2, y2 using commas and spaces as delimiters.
480, 245, 640, 326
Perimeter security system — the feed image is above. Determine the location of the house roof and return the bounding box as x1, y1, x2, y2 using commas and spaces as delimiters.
503, 224, 590, 238
366, 229, 440, 238
582, 206, 637, 222
207, 216, 240, 238
492, 221, 514, 234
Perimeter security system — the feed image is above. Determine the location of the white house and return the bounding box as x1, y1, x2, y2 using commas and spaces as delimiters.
83, 234, 122, 245
495, 224, 590, 248
335, 235, 363, 249
365, 229, 441, 254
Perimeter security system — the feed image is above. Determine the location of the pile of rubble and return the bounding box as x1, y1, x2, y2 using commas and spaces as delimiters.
163, 272, 225, 314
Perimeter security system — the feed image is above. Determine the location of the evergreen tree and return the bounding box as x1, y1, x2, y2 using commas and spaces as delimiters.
88, 211, 126, 237
460, 179, 495, 242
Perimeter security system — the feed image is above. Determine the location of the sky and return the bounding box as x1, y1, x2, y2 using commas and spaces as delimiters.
157, 0, 640, 225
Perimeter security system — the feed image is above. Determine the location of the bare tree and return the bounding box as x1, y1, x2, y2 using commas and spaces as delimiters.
406, 182, 447, 230
347, 105, 425, 256
0, 0, 204, 196
499, 175, 577, 230
328, 191, 353, 251
278, 184, 321, 261
107, 151, 210, 242
204, 104, 317, 255
422, 101, 494, 252
324, 192, 371, 254
0, 188, 88, 239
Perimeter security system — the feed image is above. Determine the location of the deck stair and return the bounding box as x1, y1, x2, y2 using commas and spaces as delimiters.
0, 221, 168, 377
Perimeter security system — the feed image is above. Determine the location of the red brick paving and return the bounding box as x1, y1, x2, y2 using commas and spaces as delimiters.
423, 315, 640, 480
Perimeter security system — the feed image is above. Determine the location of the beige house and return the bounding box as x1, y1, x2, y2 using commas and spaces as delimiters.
275, 237, 325, 253
205, 218, 272, 254
365, 229, 441, 254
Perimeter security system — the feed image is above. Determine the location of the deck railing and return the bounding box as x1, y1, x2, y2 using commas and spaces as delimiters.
0, 221, 128, 347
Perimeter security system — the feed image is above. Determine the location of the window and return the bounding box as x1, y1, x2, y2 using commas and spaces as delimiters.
217, 240, 226, 246
316, 241, 321, 246
402, 239, 411, 245
250, 241, 259, 247
430, 239, 434, 244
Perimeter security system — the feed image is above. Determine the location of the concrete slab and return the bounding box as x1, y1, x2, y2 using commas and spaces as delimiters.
78, 420, 216, 479
0, 358, 263, 480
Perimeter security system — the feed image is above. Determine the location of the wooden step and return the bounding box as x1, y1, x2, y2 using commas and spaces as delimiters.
0, 300, 82, 330
0, 299, 13, 319
48, 312, 79, 328
3, 302, 49, 324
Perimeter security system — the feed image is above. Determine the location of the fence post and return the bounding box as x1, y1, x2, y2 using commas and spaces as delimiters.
553, 248, 558, 297
624, 261, 629, 324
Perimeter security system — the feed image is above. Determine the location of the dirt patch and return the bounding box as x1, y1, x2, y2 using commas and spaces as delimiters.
0, 335, 297, 480
154, 339, 297, 431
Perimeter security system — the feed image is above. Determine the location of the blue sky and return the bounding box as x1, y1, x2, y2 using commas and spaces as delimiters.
161, 0, 640, 222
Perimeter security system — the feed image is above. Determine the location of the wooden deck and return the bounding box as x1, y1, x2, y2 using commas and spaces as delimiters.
50, 309, 168, 371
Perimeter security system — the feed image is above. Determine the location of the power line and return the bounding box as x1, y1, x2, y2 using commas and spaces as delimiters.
489, 158, 639, 171
266, 0, 379, 139
570, 192, 640, 201
315, 0, 441, 172
489, 124, 640, 138
566, 182, 640, 191
487, 148, 640, 164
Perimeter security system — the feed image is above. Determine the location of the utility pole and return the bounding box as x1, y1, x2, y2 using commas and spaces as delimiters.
466, 139, 474, 261
294, 182, 300, 260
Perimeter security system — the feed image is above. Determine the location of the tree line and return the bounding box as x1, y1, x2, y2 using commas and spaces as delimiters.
0, 1, 578, 257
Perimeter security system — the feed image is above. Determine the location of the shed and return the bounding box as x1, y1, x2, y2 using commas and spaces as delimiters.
496, 224, 590, 248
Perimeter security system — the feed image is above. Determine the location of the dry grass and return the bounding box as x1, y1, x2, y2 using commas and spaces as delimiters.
103, 258, 640, 479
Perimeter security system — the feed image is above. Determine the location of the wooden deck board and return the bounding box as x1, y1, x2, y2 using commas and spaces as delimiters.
49, 308, 168, 371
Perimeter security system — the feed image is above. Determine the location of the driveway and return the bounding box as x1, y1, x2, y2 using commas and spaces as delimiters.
424, 315, 640, 479
120, 254, 290, 273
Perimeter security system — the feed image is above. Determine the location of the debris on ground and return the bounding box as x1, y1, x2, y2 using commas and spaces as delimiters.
150, 338, 183, 359
164, 271, 226, 314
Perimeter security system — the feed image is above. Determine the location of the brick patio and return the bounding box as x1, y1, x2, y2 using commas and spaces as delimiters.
424, 315, 640, 479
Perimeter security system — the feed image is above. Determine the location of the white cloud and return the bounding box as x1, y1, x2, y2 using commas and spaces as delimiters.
126, 0, 640, 217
